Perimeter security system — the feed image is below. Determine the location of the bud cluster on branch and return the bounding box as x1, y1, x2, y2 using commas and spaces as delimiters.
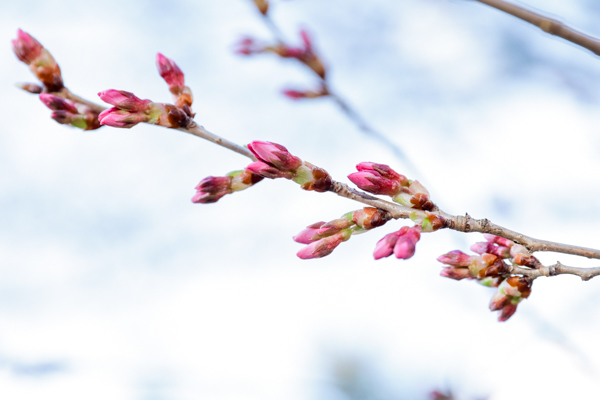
12, 17, 600, 324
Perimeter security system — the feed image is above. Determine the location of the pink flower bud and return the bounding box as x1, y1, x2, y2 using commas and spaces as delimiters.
293, 222, 326, 244
98, 90, 152, 112
98, 107, 147, 128
373, 229, 403, 260
248, 141, 303, 172
394, 226, 421, 259
246, 160, 294, 179
509, 244, 538, 267
195, 176, 230, 191
296, 230, 351, 259
489, 277, 532, 321
440, 267, 471, 281
39, 93, 79, 114
348, 171, 402, 196
317, 218, 354, 237
12, 29, 42, 64
373, 225, 421, 260
50, 110, 73, 125
282, 90, 308, 100
437, 250, 474, 267
484, 234, 514, 248
13, 29, 63, 92
498, 304, 518, 322
156, 53, 185, 94
355, 162, 408, 185
16, 82, 43, 94
234, 36, 266, 55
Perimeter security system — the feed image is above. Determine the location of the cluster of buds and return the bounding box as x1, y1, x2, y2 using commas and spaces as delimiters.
98, 54, 194, 130
12, 29, 63, 92
247, 141, 333, 192
348, 162, 434, 211
98, 90, 192, 129
373, 225, 422, 260
39, 94, 101, 130
282, 83, 329, 100
192, 170, 264, 204
235, 30, 326, 79
156, 53, 194, 112
489, 276, 532, 322
438, 234, 538, 321
294, 207, 390, 259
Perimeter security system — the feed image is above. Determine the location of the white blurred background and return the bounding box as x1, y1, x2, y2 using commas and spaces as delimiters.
2, 0, 600, 399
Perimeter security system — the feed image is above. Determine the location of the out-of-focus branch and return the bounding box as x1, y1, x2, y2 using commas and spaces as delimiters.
256, 10, 422, 176
472, 0, 600, 56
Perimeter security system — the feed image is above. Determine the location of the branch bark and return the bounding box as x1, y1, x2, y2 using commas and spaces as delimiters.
473, 0, 600, 56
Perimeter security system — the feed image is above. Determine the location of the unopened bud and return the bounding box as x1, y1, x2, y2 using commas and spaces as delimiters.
296, 229, 352, 259
12, 29, 63, 91
39, 93, 79, 114
16, 82, 43, 94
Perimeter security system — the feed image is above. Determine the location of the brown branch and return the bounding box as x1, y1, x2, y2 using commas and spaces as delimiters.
40, 87, 600, 277
442, 213, 600, 259
511, 262, 600, 281
472, 0, 600, 56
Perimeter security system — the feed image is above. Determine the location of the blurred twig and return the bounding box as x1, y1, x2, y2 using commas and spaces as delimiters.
258, 11, 422, 177
472, 0, 600, 56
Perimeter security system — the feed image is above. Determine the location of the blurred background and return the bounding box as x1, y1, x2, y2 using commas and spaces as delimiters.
2, 0, 600, 398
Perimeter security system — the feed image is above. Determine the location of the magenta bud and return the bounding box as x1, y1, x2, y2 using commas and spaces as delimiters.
17, 82, 43, 94
437, 250, 474, 267
293, 222, 326, 244
440, 267, 471, 281
498, 304, 518, 322
195, 176, 230, 191
98, 107, 147, 128
234, 36, 265, 55
246, 160, 293, 179
50, 110, 72, 124
489, 291, 508, 311
355, 162, 408, 185
156, 53, 185, 92
247, 141, 303, 172
98, 90, 151, 112
282, 89, 307, 100
348, 171, 401, 196
484, 234, 514, 248
317, 218, 354, 237
39, 93, 79, 114
470, 241, 492, 255
393, 226, 421, 259
373, 229, 402, 260
191, 190, 227, 204
296, 231, 349, 259
12, 29, 43, 64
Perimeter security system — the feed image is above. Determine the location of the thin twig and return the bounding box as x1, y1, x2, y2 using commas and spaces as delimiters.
510, 262, 600, 281
472, 0, 600, 56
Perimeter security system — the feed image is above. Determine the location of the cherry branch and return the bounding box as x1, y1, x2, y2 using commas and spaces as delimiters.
48, 88, 600, 268
472, 0, 600, 56
13, 25, 600, 323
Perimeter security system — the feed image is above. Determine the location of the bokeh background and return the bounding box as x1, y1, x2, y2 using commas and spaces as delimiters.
2, 0, 600, 399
